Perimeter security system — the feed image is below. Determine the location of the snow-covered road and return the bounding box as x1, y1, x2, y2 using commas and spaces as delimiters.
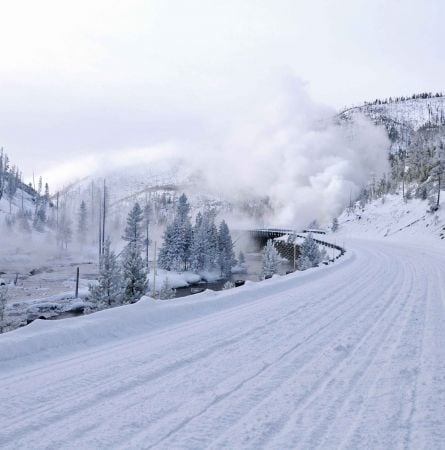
1, 238, 444, 449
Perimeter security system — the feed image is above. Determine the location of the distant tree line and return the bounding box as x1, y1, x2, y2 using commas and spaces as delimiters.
364, 92, 443, 106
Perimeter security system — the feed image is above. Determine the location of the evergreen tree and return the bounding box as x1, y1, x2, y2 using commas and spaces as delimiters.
158, 194, 192, 271
262, 239, 280, 278
189, 212, 206, 272
122, 202, 144, 249
77, 200, 88, 245
218, 220, 236, 278
143, 202, 152, 270
122, 243, 148, 303
89, 238, 123, 306
331, 217, 339, 232
6, 166, 18, 214
0, 148, 6, 201
0, 286, 7, 333
121, 203, 147, 303
298, 234, 321, 270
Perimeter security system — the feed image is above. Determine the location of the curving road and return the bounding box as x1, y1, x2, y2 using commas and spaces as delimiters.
0, 238, 444, 449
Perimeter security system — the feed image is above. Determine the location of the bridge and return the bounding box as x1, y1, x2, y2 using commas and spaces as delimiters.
244, 228, 346, 267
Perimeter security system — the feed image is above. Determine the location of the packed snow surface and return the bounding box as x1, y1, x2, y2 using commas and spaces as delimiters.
1, 227, 445, 448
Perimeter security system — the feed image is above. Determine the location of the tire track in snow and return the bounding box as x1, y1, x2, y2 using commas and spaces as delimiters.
125, 246, 396, 449
0, 257, 376, 447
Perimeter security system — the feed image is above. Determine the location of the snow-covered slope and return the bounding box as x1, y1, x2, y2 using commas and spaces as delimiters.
1, 217, 445, 448
336, 193, 445, 242
340, 96, 445, 152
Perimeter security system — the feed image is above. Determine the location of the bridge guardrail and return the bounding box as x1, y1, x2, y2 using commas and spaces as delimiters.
248, 229, 346, 261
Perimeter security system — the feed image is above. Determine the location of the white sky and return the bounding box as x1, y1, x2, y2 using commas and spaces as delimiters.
0, 0, 444, 184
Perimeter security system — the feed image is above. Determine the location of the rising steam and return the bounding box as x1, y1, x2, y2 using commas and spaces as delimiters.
42, 75, 389, 228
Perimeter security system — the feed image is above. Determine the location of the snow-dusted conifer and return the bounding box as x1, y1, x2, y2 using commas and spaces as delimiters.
122, 203, 147, 303
218, 220, 236, 278
0, 286, 7, 333
122, 202, 144, 248
89, 238, 122, 306
77, 200, 88, 245
298, 234, 321, 270
262, 239, 280, 277
331, 217, 339, 232
159, 194, 192, 271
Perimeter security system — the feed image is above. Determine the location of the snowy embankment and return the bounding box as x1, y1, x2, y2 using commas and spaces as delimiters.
0, 251, 353, 373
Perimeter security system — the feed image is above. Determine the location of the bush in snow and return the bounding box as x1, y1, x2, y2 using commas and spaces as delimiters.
223, 281, 235, 290
262, 239, 280, 278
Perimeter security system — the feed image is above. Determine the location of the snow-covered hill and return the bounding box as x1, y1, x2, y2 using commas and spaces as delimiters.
340, 96, 445, 152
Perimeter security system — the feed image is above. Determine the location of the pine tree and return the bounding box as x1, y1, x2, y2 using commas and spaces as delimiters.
189, 212, 206, 272
122, 202, 144, 249
298, 234, 321, 270
89, 238, 123, 306
262, 239, 280, 278
0, 148, 5, 201
57, 212, 72, 248
122, 244, 147, 303
158, 194, 192, 271
143, 202, 152, 271
6, 166, 18, 214
121, 203, 147, 303
77, 200, 88, 245
218, 220, 236, 278
331, 217, 339, 232
0, 286, 8, 333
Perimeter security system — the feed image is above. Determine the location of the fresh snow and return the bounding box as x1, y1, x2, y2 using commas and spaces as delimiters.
1, 196, 445, 449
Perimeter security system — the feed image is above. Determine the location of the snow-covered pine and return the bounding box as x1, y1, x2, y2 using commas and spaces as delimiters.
0, 286, 7, 333
77, 200, 88, 245
218, 220, 236, 278
159, 194, 193, 271
262, 239, 280, 278
89, 238, 123, 306
331, 217, 339, 232
122, 202, 144, 248
298, 233, 322, 270
121, 203, 148, 303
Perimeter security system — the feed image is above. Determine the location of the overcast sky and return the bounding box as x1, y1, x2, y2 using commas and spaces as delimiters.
0, 0, 444, 184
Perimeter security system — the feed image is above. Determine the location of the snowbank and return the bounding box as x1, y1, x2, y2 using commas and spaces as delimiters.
0, 249, 354, 373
